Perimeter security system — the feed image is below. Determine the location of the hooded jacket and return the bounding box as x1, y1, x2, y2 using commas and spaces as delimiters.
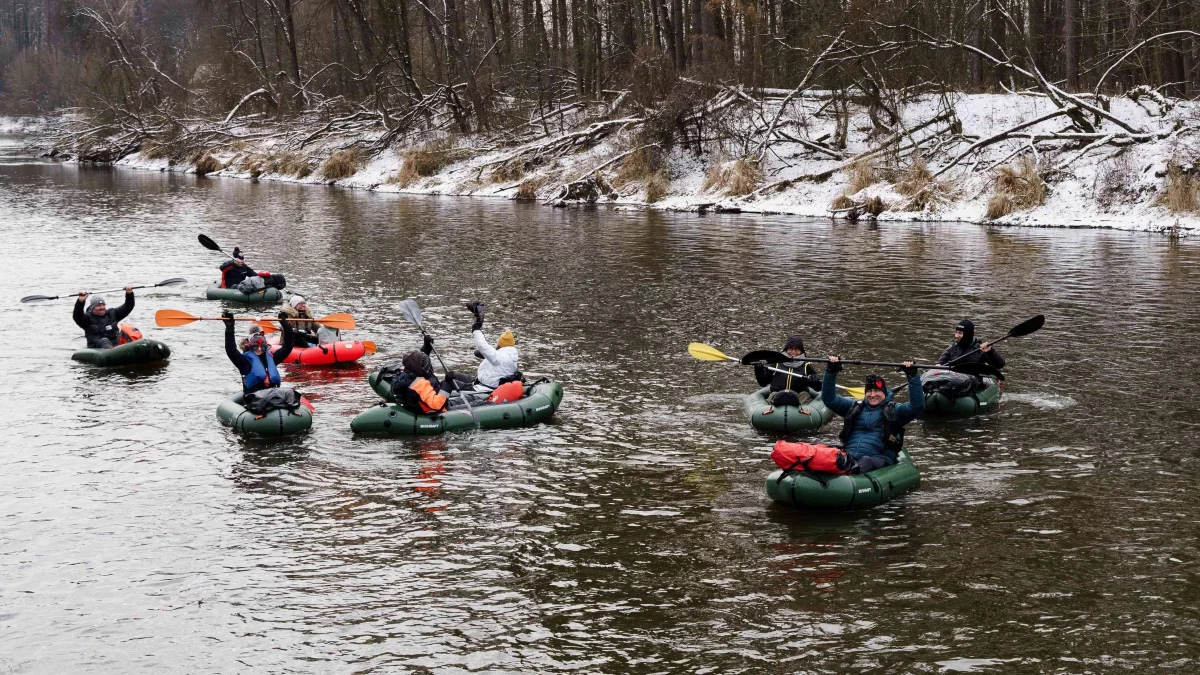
821, 369, 925, 462
472, 329, 519, 388
937, 340, 1005, 369
219, 260, 257, 289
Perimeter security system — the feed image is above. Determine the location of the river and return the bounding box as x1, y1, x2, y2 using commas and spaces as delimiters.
2, 135, 1199, 673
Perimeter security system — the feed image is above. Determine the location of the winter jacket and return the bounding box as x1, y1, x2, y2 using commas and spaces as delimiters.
226, 319, 293, 394
219, 260, 257, 289
472, 329, 519, 388
391, 372, 448, 414
937, 339, 1005, 369
73, 292, 134, 348
822, 369, 924, 462
754, 359, 820, 393
279, 302, 337, 345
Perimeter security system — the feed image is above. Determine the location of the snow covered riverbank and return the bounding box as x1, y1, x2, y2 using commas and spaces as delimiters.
21, 91, 1200, 234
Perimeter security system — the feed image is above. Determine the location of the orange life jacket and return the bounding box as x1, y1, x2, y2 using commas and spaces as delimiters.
410, 377, 448, 413
486, 381, 524, 404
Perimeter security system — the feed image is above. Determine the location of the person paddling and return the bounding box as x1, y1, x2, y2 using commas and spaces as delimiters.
937, 319, 1005, 369
224, 310, 293, 394
754, 336, 819, 406
821, 357, 925, 473
391, 350, 449, 415
73, 286, 134, 349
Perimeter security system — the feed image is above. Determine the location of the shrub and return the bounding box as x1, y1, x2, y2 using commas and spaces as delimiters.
193, 153, 223, 177
489, 161, 525, 183
645, 171, 670, 203
847, 160, 877, 194
864, 195, 886, 216
994, 158, 1047, 209
321, 148, 365, 180
830, 195, 855, 210
894, 158, 956, 211
704, 158, 761, 196
614, 146, 665, 187
270, 152, 311, 176
1154, 161, 1199, 213
515, 176, 551, 201
986, 194, 1014, 219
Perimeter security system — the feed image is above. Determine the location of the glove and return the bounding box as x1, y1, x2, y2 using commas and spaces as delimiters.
474, 349, 484, 360
222, 310, 235, 329
422, 335, 434, 354
826, 358, 842, 374
900, 362, 919, 378
276, 311, 290, 327
465, 301, 484, 332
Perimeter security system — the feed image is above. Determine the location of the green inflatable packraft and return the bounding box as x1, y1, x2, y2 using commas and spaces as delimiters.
743, 386, 835, 433
921, 377, 1002, 419
205, 284, 284, 303
351, 380, 564, 435
765, 450, 920, 510
71, 339, 171, 367
217, 393, 313, 437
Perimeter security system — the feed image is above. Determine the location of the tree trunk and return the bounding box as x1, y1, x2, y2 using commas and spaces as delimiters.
1063, 0, 1077, 91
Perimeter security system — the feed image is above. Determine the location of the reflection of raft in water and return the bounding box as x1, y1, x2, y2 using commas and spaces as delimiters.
919, 370, 1002, 420
765, 450, 920, 510
350, 380, 564, 435
205, 284, 283, 303
217, 393, 314, 437
743, 387, 834, 433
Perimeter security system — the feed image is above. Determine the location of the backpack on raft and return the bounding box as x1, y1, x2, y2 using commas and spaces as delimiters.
771, 440, 855, 475
263, 273, 286, 289
486, 380, 525, 404
921, 369, 978, 399
244, 386, 303, 415
117, 323, 143, 345
236, 276, 266, 294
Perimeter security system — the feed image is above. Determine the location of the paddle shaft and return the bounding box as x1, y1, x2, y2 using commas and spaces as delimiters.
25, 280, 180, 303
412, 322, 479, 423
751, 362, 862, 396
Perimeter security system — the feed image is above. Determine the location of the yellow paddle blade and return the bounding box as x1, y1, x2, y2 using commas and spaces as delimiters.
362, 340, 377, 353
839, 386, 865, 399
688, 342, 736, 362
155, 309, 201, 327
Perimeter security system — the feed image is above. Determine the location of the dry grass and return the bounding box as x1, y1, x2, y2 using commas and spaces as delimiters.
269, 152, 311, 177
613, 147, 664, 188
192, 153, 223, 177
830, 195, 855, 210
894, 158, 956, 211
986, 158, 1047, 219
390, 139, 453, 187
321, 148, 365, 181
864, 195, 886, 216
644, 171, 670, 203
704, 158, 762, 196
140, 140, 173, 160
1155, 161, 1200, 213
515, 176, 551, 201
847, 160, 877, 194
489, 161, 525, 183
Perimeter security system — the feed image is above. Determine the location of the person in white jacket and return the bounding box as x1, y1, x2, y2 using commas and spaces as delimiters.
441, 302, 520, 392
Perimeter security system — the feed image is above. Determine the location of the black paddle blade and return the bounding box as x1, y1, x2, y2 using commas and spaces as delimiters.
949, 362, 1005, 381
198, 234, 221, 251
740, 350, 790, 365
156, 277, 188, 287
20, 294, 55, 303
1007, 314, 1045, 338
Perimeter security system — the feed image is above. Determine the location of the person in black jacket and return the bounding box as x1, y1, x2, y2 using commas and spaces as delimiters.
224, 311, 294, 394
219, 247, 256, 289
753, 336, 819, 406
937, 319, 1005, 369
73, 287, 134, 349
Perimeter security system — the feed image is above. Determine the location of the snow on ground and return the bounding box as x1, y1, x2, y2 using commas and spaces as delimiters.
91, 92, 1200, 234
0, 116, 52, 134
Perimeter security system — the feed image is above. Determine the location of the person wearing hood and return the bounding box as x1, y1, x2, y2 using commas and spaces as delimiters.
754, 336, 819, 406
390, 350, 449, 415
279, 295, 337, 347
73, 286, 135, 349
821, 357, 925, 473
937, 319, 1005, 369
224, 310, 293, 395
439, 301, 520, 392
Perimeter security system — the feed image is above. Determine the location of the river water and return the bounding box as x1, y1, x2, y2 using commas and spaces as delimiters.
1, 135, 1199, 673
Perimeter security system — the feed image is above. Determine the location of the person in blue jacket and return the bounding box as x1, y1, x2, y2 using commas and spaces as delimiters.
821, 356, 925, 473
223, 311, 294, 394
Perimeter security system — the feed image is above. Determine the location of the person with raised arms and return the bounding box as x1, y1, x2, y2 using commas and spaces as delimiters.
821, 357, 925, 473
224, 310, 293, 394
440, 301, 520, 392
73, 286, 134, 349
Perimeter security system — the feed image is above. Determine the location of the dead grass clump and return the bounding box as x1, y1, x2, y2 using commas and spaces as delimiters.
489, 161, 525, 183
192, 153, 223, 177
993, 158, 1047, 210
864, 195, 886, 216
515, 176, 551, 201
614, 146, 665, 188
645, 171, 670, 203
1154, 161, 1199, 213
321, 148, 365, 181
704, 158, 762, 196
141, 140, 172, 160
847, 160, 877, 194
894, 158, 956, 211
830, 195, 855, 210
270, 152, 311, 177
986, 194, 1015, 219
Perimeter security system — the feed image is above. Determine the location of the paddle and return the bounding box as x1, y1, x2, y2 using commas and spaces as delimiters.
199, 234, 309, 297
21, 278, 188, 304
687, 343, 866, 398
397, 299, 479, 427
946, 315, 1044, 366
689, 342, 1004, 381
155, 309, 356, 330
257, 321, 377, 353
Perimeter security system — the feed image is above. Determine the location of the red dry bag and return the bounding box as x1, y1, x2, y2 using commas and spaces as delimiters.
771, 441, 852, 474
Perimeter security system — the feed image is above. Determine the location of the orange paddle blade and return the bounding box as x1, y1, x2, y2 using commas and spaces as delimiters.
362, 340, 377, 353
256, 312, 355, 330
155, 309, 202, 327
257, 320, 280, 333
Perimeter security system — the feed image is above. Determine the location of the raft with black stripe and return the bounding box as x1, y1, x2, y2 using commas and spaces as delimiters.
765, 450, 920, 510
350, 380, 564, 435
71, 338, 171, 367
205, 284, 284, 303
269, 337, 366, 366
920, 377, 1002, 419
216, 393, 313, 436
743, 387, 835, 433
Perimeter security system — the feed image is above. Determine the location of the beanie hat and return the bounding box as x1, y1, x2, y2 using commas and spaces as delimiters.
87, 295, 106, 310
864, 374, 886, 392
402, 350, 435, 379
955, 319, 975, 347
289, 295, 306, 308
496, 330, 515, 348
783, 336, 805, 353
232, 247, 244, 260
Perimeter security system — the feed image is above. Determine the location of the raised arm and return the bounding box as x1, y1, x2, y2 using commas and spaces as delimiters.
820, 362, 855, 416
111, 288, 135, 322
224, 314, 250, 375
892, 369, 926, 424
73, 295, 88, 330
272, 315, 294, 363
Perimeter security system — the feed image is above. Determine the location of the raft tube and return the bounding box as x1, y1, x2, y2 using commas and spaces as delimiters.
920, 377, 1002, 419
743, 387, 835, 433
765, 450, 920, 510
351, 380, 564, 435
216, 393, 313, 437
205, 284, 283, 303
270, 338, 366, 366
71, 338, 171, 367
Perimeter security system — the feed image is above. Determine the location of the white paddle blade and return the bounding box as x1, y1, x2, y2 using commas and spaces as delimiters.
397, 299, 423, 328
